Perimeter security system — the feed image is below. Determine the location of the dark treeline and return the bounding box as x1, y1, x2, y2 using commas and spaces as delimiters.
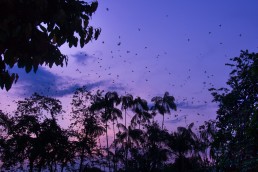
0, 50, 257, 172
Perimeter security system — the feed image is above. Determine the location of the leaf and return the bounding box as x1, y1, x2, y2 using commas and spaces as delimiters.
5, 77, 12, 91
94, 28, 101, 40
90, 1, 98, 13
39, 25, 47, 32
25, 64, 32, 73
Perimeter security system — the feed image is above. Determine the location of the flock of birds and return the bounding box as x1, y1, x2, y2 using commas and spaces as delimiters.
0, 5, 246, 131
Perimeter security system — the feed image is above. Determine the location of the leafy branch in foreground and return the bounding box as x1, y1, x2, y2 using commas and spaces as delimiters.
0, 0, 101, 91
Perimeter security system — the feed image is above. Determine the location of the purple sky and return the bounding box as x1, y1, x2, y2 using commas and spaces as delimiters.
1, 0, 258, 130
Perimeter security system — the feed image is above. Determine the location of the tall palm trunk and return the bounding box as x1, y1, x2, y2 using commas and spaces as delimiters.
29, 158, 34, 172
79, 147, 85, 172
124, 109, 127, 128
124, 109, 130, 171
113, 121, 116, 142
105, 120, 111, 172
161, 102, 164, 130
113, 121, 117, 172
162, 113, 164, 130
79, 131, 88, 172
61, 162, 65, 172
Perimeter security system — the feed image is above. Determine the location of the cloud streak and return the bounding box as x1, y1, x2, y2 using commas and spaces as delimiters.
10, 66, 106, 97
166, 115, 187, 124
71, 51, 92, 65
176, 101, 207, 110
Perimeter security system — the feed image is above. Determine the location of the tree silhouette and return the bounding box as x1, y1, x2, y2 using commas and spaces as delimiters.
131, 97, 151, 129
115, 123, 144, 171
70, 87, 104, 172
91, 91, 121, 172
168, 123, 199, 172
15, 92, 63, 120
198, 120, 217, 168
0, 0, 100, 91
4, 75, 258, 171
143, 122, 170, 171
120, 94, 134, 170
37, 118, 71, 172
151, 92, 177, 130
0, 94, 72, 172
209, 50, 258, 171
121, 94, 134, 129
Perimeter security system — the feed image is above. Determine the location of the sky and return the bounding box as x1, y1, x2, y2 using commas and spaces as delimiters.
1, 0, 258, 131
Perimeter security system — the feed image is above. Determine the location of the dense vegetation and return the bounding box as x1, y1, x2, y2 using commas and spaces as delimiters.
0, 0, 100, 91
0, 51, 257, 172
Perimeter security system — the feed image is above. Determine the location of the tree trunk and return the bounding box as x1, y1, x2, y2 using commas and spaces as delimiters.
113, 121, 116, 142
38, 163, 42, 172
29, 158, 34, 172
50, 161, 53, 172
79, 147, 85, 172
162, 114, 164, 130
54, 162, 57, 172
179, 154, 184, 172
113, 121, 117, 172
124, 109, 128, 171
61, 163, 64, 172
106, 121, 111, 172
124, 109, 127, 128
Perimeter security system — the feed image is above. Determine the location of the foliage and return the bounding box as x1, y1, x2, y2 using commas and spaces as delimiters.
70, 87, 105, 172
0, 0, 100, 91
0, 95, 72, 172
0, 89, 212, 171
151, 92, 177, 129
209, 50, 258, 171
15, 92, 63, 120
131, 97, 151, 129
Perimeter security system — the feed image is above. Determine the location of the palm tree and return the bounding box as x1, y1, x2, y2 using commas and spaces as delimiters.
70, 87, 105, 172
121, 94, 134, 128
131, 97, 151, 129
91, 91, 121, 172
198, 120, 217, 168
120, 94, 134, 170
143, 122, 170, 171
168, 123, 198, 171
151, 92, 177, 130
115, 123, 144, 170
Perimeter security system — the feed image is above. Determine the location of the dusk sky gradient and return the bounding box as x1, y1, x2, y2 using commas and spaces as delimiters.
1, 0, 258, 131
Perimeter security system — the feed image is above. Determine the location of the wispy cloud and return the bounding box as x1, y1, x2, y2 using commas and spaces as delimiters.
71, 51, 92, 65
176, 101, 207, 110
107, 83, 125, 92
10, 66, 105, 97
166, 115, 187, 124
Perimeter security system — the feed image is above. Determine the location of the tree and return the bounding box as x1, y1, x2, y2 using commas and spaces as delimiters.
70, 87, 104, 172
131, 97, 151, 129
115, 123, 144, 171
37, 118, 71, 172
143, 122, 170, 171
121, 94, 134, 129
209, 50, 258, 171
151, 92, 177, 129
0, 0, 101, 91
198, 120, 217, 168
15, 92, 63, 120
91, 91, 121, 172
168, 123, 199, 172
0, 94, 72, 172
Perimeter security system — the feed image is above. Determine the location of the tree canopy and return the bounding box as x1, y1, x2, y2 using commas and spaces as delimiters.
209, 50, 258, 171
1, 53, 257, 172
0, 0, 101, 91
